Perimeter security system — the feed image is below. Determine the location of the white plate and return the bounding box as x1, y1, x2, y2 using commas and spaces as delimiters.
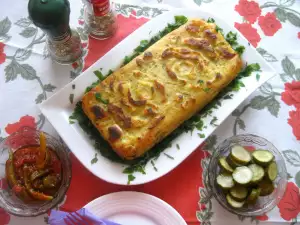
40, 8, 277, 185
84, 191, 187, 225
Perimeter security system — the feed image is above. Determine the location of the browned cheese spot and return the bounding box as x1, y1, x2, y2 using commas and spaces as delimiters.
204, 29, 217, 39
108, 125, 123, 142
184, 38, 214, 52
108, 104, 132, 128
128, 90, 147, 106
136, 58, 143, 67
90, 105, 106, 120
143, 51, 153, 60
149, 115, 165, 129
186, 24, 200, 33
220, 48, 236, 59
166, 66, 178, 80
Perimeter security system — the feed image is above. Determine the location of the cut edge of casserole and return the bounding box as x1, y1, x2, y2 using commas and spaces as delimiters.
82, 18, 243, 160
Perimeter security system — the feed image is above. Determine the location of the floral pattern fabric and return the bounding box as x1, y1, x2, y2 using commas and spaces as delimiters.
0, 0, 300, 225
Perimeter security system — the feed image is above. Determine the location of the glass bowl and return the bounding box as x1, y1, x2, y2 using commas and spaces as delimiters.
0, 127, 72, 217
207, 134, 287, 216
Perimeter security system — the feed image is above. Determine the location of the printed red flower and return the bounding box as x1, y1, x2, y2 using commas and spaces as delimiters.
256, 213, 268, 221
278, 182, 300, 221
281, 81, 300, 109
258, 12, 282, 36
72, 62, 79, 69
78, 20, 84, 25
288, 110, 300, 140
0, 42, 6, 65
235, 0, 261, 24
5, 115, 36, 135
0, 208, 10, 225
243, 146, 256, 152
234, 22, 261, 47
298, 32, 300, 39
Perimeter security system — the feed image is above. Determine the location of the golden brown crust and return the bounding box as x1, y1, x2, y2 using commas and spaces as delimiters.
82, 18, 243, 160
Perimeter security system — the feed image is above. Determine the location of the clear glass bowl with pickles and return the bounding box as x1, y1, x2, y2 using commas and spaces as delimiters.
207, 134, 287, 216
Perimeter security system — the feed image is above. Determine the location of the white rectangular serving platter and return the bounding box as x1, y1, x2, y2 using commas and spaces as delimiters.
40, 9, 277, 185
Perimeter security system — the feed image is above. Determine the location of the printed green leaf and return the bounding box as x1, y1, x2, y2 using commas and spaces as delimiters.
70, 71, 78, 79
5, 61, 19, 82
43, 84, 56, 92
279, 0, 295, 7
275, 8, 287, 22
295, 171, 300, 187
259, 83, 273, 95
257, 47, 278, 62
237, 118, 245, 130
19, 27, 37, 38
15, 17, 32, 28
250, 96, 280, 117
0, 17, 11, 36
295, 69, 300, 81
194, 0, 203, 5
287, 12, 300, 27
19, 64, 36, 80
232, 109, 240, 117
282, 150, 300, 166
35, 93, 45, 104
280, 73, 293, 82
15, 48, 32, 61
204, 135, 217, 151
91, 153, 98, 164
282, 56, 295, 75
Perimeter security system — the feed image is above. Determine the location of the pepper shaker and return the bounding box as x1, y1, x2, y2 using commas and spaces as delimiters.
28, 0, 82, 65
83, 0, 118, 40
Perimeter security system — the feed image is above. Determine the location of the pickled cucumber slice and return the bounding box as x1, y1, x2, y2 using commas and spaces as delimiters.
226, 155, 244, 169
229, 186, 248, 201
247, 188, 261, 204
267, 161, 278, 181
232, 166, 253, 185
219, 157, 234, 173
226, 194, 245, 208
230, 145, 252, 165
258, 179, 274, 196
248, 164, 265, 183
252, 150, 274, 166
217, 174, 234, 189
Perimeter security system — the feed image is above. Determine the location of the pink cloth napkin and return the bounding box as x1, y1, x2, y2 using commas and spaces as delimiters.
49, 208, 121, 225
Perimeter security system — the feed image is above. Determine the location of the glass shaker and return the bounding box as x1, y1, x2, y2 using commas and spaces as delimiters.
28, 0, 82, 65
83, 0, 118, 40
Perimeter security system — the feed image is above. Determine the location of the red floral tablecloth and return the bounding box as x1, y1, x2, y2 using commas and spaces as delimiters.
0, 0, 300, 224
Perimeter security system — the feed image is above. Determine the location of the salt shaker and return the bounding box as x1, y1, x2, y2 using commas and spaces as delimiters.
28, 0, 82, 65
83, 0, 118, 40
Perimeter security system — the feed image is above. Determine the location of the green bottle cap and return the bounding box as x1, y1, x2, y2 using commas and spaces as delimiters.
28, 0, 71, 40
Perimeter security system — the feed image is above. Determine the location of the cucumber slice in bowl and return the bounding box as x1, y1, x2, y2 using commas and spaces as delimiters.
267, 161, 278, 181
232, 166, 253, 185
248, 164, 265, 183
230, 145, 252, 165
229, 186, 248, 201
226, 155, 244, 169
252, 150, 274, 166
258, 179, 274, 196
226, 194, 245, 208
217, 174, 234, 189
247, 188, 261, 204
219, 157, 234, 173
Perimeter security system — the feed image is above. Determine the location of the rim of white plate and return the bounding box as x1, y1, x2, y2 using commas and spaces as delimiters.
84, 191, 187, 225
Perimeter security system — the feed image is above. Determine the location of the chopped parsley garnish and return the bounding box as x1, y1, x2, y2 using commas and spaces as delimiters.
163, 153, 174, 160
93, 70, 105, 81
238, 63, 260, 78
225, 31, 245, 55
234, 46, 245, 55
69, 94, 74, 104
176, 144, 180, 150
69, 118, 75, 124
210, 116, 218, 126
256, 74, 260, 81
207, 18, 215, 23
215, 25, 224, 35
203, 87, 211, 93
151, 160, 158, 171
198, 133, 205, 138
91, 153, 98, 164
95, 93, 109, 104
127, 174, 136, 185
198, 80, 204, 85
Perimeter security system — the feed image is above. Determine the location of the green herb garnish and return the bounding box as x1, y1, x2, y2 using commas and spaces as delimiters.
163, 153, 174, 160
256, 74, 260, 81
203, 87, 211, 93
176, 144, 180, 150
207, 18, 215, 23
198, 80, 204, 85
91, 153, 98, 164
234, 46, 245, 55
94, 70, 105, 81
151, 160, 158, 171
198, 133, 205, 138
127, 174, 136, 185
69, 94, 74, 104
210, 116, 218, 126
95, 93, 109, 104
